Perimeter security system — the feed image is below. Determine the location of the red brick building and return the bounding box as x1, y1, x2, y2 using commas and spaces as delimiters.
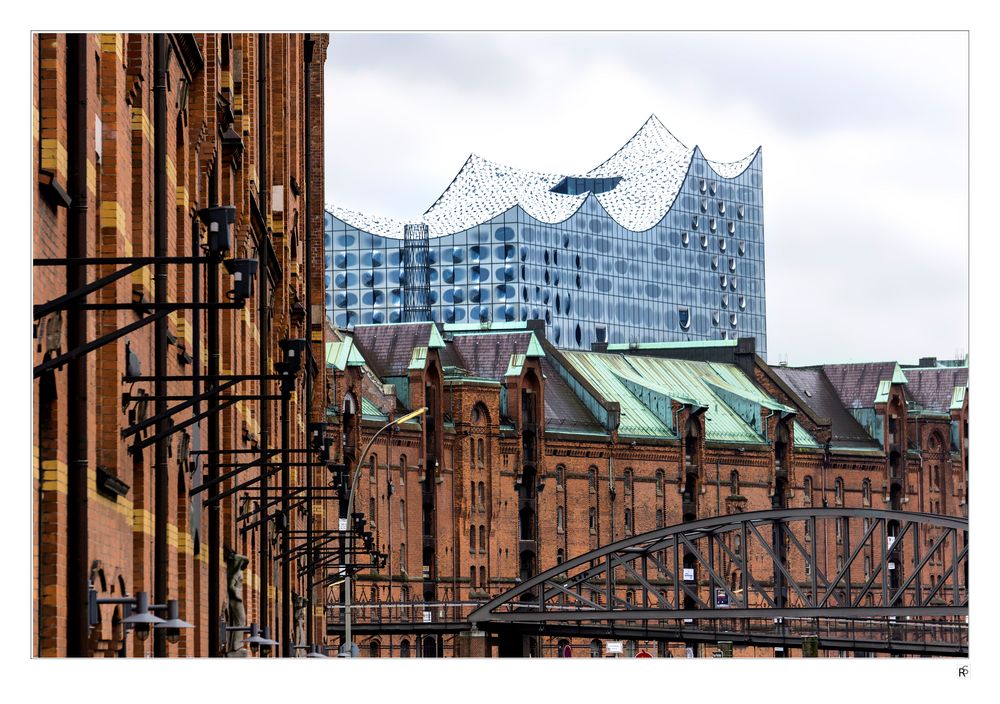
32, 32, 330, 657
325, 322, 968, 657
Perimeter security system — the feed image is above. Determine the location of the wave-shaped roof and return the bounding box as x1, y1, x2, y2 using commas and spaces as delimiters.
331, 115, 758, 239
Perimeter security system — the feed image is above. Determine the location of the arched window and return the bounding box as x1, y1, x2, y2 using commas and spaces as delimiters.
469, 525, 476, 552
834, 478, 844, 506
803, 476, 813, 505
933, 465, 940, 490
656, 469, 664, 496
369, 453, 377, 481
400, 499, 406, 529
656, 509, 664, 528
399, 454, 406, 485
730, 470, 740, 495
624, 508, 632, 533
369, 640, 381, 658
400, 639, 411, 658
589, 507, 596, 533
590, 639, 602, 658
589, 467, 598, 492
478, 525, 485, 551
556, 506, 564, 532
479, 565, 486, 590
862, 479, 871, 507
470, 566, 477, 589
477, 438, 485, 464
557, 465, 565, 490
478, 481, 485, 510
623, 469, 632, 495
557, 548, 565, 565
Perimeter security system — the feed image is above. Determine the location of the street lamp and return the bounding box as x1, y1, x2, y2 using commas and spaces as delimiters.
342, 406, 427, 657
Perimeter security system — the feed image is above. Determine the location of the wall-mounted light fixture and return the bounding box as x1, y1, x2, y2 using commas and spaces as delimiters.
197, 205, 237, 256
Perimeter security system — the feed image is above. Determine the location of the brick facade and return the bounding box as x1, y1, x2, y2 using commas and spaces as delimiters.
32, 32, 329, 657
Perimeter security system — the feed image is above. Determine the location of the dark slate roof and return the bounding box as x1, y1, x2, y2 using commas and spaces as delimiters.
773, 367, 878, 448
905, 367, 969, 413
818, 362, 898, 409
351, 323, 435, 377
449, 332, 534, 380
539, 356, 605, 435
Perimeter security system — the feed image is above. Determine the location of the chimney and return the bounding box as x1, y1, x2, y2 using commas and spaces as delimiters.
591, 325, 608, 353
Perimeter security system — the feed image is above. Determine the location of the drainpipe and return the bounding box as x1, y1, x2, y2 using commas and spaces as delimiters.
207, 157, 221, 656
257, 218, 271, 646
152, 33, 170, 658
303, 33, 315, 649
65, 32, 90, 658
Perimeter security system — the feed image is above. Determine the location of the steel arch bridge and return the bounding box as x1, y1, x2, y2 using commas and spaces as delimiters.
469, 509, 968, 656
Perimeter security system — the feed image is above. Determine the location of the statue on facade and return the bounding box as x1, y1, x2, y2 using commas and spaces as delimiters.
224, 548, 250, 657
293, 592, 307, 654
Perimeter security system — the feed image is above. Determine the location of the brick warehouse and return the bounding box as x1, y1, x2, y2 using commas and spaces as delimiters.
324, 321, 968, 657
32, 33, 331, 657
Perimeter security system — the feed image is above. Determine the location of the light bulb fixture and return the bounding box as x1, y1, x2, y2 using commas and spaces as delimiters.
154, 599, 194, 644
120, 592, 164, 641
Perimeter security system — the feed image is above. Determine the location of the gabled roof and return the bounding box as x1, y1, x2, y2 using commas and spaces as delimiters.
904, 366, 969, 413
331, 115, 759, 238
817, 362, 905, 409
351, 322, 441, 377
559, 351, 807, 445
539, 356, 606, 436
448, 331, 539, 380
772, 366, 881, 450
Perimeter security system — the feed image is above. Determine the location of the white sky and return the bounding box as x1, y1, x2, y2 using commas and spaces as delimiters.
323, 31, 968, 366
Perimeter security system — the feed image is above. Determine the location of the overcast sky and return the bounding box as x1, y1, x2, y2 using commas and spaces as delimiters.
323, 32, 968, 366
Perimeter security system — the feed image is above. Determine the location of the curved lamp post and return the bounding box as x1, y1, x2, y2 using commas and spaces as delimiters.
342, 406, 427, 657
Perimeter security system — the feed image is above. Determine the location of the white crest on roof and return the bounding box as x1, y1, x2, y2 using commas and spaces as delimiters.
332, 115, 758, 239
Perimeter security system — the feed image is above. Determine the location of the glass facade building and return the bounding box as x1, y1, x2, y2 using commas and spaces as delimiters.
324, 116, 767, 357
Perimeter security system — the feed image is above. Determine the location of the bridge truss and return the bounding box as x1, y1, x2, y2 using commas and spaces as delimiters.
468, 509, 968, 655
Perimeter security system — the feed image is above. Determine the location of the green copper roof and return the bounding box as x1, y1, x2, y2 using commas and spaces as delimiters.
793, 421, 822, 448
525, 332, 546, 358
361, 396, 388, 421
558, 351, 807, 445
506, 353, 526, 377
427, 325, 447, 349
326, 338, 366, 370
409, 346, 428, 371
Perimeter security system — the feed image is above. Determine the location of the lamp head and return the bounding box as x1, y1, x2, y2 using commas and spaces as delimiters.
223, 258, 258, 302
197, 206, 237, 256
279, 338, 308, 375
154, 599, 194, 644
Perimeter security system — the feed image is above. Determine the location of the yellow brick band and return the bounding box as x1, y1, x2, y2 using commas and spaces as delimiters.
41, 138, 68, 178
87, 159, 96, 196
132, 508, 154, 536
100, 200, 126, 235
177, 530, 192, 556
166, 156, 176, 187
176, 185, 189, 210
99, 34, 122, 61
166, 522, 178, 549
41, 458, 68, 494
131, 107, 153, 144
